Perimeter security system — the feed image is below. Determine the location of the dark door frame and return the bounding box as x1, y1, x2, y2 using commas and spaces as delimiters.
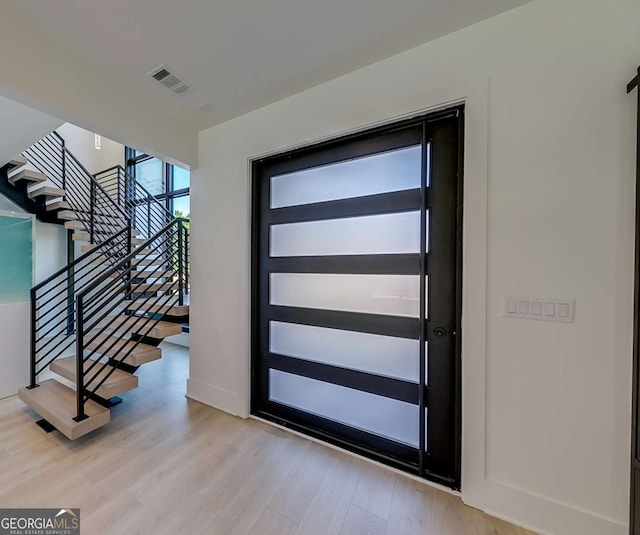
628, 64, 639, 535
250, 105, 464, 489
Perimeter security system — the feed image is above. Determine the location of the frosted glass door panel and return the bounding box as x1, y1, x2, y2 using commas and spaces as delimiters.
269, 369, 419, 446
271, 145, 421, 208
270, 273, 420, 317
270, 321, 419, 381
271, 211, 420, 257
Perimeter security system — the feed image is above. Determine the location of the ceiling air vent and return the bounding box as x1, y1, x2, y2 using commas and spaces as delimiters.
147, 64, 192, 95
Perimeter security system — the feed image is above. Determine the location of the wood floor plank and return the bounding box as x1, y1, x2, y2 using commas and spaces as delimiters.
351, 461, 397, 520
0, 343, 533, 535
268, 439, 332, 523
204, 433, 301, 534
294, 452, 363, 535
340, 504, 388, 535
79, 491, 145, 535
248, 507, 297, 535
386, 477, 437, 534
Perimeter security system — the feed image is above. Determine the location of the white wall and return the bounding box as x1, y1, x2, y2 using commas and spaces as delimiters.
0, 94, 62, 167
34, 222, 66, 285
189, 0, 640, 534
0, 12, 196, 169
56, 123, 124, 175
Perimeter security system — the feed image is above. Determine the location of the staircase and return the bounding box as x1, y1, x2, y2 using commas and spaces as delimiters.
0, 132, 190, 440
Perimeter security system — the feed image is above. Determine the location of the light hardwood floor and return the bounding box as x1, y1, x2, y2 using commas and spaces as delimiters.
0, 344, 535, 535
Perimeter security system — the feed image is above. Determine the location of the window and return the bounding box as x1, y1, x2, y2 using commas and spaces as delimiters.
125, 147, 190, 219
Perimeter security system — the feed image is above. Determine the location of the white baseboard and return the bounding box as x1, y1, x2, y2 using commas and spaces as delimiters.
186, 378, 247, 417
464, 477, 627, 535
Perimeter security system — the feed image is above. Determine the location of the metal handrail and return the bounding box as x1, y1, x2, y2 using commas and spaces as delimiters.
96, 165, 174, 220
94, 165, 174, 239
29, 227, 132, 388
24, 131, 191, 428
79, 219, 186, 294
23, 132, 130, 243
74, 219, 189, 420
33, 228, 129, 291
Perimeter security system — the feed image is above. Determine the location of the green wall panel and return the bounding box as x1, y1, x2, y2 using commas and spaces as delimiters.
0, 215, 32, 304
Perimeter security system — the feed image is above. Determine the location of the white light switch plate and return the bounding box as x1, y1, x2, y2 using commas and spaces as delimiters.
504, 297, 575, 323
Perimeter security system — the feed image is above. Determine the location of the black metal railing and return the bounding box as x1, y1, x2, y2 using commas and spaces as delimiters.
23, 131, 190, 428
94, 166, 173, 239
29, 228, 132, 389
74, 219, 189, 420
23, 132, 130, 243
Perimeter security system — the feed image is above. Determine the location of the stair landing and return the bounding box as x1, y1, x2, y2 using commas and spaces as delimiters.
18, 379, 110, 440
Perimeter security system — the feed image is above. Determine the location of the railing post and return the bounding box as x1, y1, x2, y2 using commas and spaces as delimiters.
147, 195, 151, 237
66, 229, 75, 335
117, 168, 121, 207
184, 226, 189, 297
89, 182, 95, 244
28, 288, 39, 389
126, 225, 132, 296
178, 220, 184, 306
74, 294, 87, 422
130, 176, 137, 231
61, 137, 66, 191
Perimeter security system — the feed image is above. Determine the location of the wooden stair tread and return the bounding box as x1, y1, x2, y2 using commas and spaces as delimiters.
57, 210, 79, 221
122, 300, 188, 317
92, 315, 182, 339
131, 257, 167, 267
5, 156, 28, 170
130, 282, 172, 293
9, 169, 48, 185
81, 244, 125, 253
18, 379, 110, 440
64, 220, 85, 230
73, 231, 91, 241
27, 184, 65, 199
50, 357, 138, 399
85, 334, 161, 366
132, 269, 174, 278
46, 200, 70, 211
111, 270, 175, 280
133, 248, 156, 256
77, 233, 137, 244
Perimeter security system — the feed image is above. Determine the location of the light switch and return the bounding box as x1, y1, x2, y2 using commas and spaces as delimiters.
504, 297, 574, 323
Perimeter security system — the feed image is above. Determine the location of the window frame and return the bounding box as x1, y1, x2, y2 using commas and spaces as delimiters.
125, 147, 190, 217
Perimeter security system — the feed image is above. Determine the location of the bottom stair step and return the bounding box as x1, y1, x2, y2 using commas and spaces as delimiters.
50, 357, 139, 399
18, 379, 110, 440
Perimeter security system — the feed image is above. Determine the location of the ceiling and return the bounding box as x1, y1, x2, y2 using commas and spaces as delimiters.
0, 0, 531, 165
